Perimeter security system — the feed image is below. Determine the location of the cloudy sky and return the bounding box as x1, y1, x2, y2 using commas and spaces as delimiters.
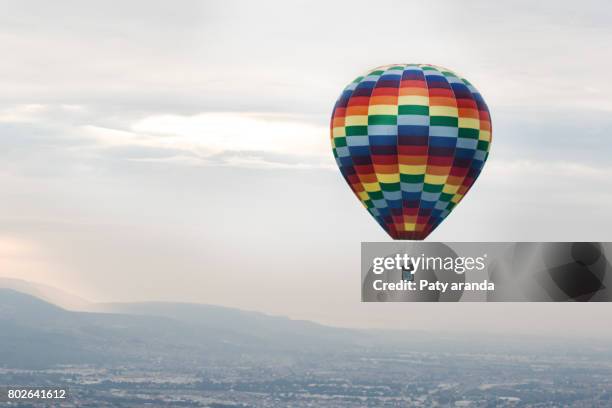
1, 0, 612, 337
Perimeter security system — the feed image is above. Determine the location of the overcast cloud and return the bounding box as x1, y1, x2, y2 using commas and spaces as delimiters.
1, 0, 612, 337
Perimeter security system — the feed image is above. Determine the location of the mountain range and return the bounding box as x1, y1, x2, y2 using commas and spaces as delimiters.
0, 279, 376, 369
2, 278, 610, 370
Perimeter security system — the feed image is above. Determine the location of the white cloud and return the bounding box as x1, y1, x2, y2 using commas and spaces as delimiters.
0, 104, 334, 169
130, 112, 329, 156
81, 112, 333, 168
0, 104, 48, 122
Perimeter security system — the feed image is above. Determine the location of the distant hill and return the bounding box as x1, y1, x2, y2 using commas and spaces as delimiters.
0, 288, 99, 368
0, 288, 368, 369
94, 301, 356, 347
3, 282, 603, 371
0, 288, 197, 368
0, 277, 93, 311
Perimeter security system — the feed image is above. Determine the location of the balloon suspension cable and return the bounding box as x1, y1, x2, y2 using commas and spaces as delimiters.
402, 240, 417, 282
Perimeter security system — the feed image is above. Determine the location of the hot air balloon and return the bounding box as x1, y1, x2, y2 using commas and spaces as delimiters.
331, 64, 491, 240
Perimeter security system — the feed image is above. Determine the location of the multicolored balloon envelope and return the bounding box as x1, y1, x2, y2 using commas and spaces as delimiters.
330, 64, 492, 240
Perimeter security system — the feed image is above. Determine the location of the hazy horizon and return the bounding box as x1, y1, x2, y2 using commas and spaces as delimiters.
2, 0, 612, 338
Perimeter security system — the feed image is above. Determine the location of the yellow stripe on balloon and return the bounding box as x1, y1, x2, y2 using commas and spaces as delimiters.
398, 95, 429, 106
368, 105, 398, 115
459, 117, 480, 129
363, 182, 381, 192
345, 115, 368, 126
399, 164, 427, 175
424, 174, 447, 185
377, 173, 400, 183
480, 130, 491, 141
404, 223, 417, 231
451, 194, 463, 204
442, 184, 460, 194
430, 106, 458, 117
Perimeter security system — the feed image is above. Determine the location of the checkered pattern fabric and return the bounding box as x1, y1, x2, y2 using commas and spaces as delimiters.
331, 64, 491, 240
